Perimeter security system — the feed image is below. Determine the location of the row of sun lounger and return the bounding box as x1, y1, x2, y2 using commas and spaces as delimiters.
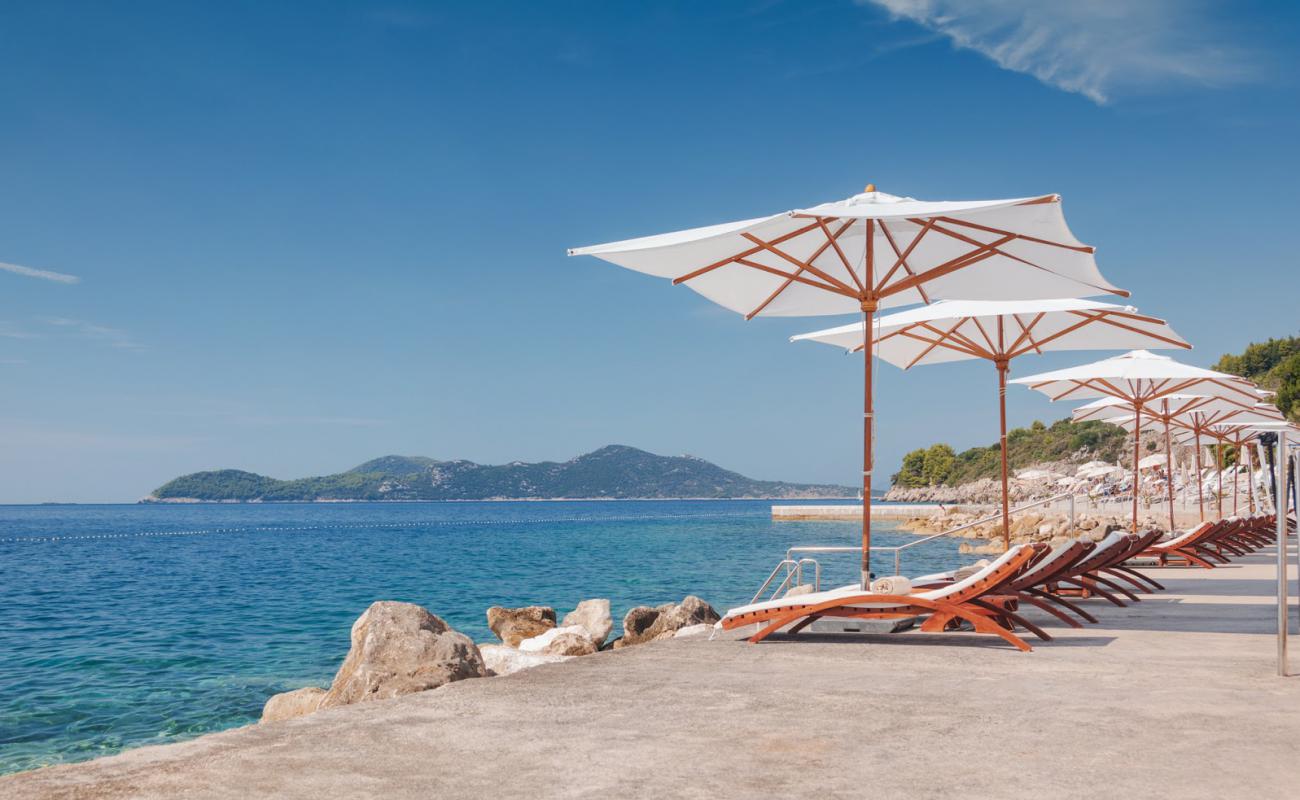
717, 514, 1283, 652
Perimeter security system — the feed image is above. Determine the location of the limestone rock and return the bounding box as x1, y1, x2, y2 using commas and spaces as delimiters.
674, 623, 713, 638
486, 605, 556, 647
518, 625, 598, 656
783, 583, 815, 598
560, 599, 613, 646
479, 644, 569, 676
320, 601, 486, 708
617, 595, 721, 647
543, 631, 599, 656
260, 686, 326, 724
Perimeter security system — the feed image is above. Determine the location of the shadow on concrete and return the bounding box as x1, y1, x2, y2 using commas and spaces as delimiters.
760, 631, 1118, 650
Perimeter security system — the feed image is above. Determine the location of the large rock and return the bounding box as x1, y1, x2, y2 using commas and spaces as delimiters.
615, 596, 720, 648
518, 625, 599, 656
260, 686, 326, 723
320, 601, 487, 708
486, 605, 556, 647
560, 599, 613, 646
480, 644, 570, 676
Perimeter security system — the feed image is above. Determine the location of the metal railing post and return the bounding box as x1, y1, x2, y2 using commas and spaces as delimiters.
1278, 430, 1289, 677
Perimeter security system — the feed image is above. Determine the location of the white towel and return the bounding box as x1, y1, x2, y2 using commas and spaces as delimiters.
870, 576, 912, 595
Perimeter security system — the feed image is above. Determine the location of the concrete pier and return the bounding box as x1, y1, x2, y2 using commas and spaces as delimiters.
771, 503, 983, 520
5, 547, 1300, 799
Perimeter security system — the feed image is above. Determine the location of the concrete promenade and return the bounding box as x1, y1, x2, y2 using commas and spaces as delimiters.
6, 548, 1300, 799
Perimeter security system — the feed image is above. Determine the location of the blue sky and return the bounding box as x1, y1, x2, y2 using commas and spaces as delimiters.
0, 0, 1297, 502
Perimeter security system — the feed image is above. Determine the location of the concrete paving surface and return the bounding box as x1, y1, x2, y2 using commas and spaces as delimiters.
6, 547, 1300, 800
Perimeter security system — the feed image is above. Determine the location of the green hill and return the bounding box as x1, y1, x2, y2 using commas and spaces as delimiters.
892, 418, 1128, 488
145, 445, 855, 502
1212, 335, 1299, 422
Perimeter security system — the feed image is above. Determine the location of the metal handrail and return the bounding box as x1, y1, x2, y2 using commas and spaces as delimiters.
779, 492, 1077, 578
749, 557, 821, 604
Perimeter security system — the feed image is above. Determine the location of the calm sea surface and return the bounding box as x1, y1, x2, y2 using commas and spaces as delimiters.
0, 500, 967, 775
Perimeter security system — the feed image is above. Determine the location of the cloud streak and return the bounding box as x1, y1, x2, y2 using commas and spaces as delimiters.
0, 261, 80, 284
862, 0, 1257, 104
42, 317, 145, 351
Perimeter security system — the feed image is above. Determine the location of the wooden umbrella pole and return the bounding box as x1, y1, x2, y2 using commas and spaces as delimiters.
861, 301, 875, 587
1233, 439, 1239, 514
997, 358, 1011, 550
1133, 402, 1142, 533
1216, 439, 1224, 519
1247, 442, 1256, 513
1164, 413, 1175, 534
1195, 428, 1205, 521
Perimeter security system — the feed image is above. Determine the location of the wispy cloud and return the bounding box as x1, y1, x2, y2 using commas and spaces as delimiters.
861, 0, 1258, 104
0, 322, 40, 340
0, 260, 80, 284
157, 408, 389, 428
41, 317, 145, 351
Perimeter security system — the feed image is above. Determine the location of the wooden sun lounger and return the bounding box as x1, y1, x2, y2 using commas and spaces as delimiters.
1137, 521, 1222, 569
717, 545, 1043, 652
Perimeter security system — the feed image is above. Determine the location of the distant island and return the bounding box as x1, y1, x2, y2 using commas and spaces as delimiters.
143, 445, 856, 503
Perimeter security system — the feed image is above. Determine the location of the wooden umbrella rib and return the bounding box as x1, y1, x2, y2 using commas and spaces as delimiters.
815, 217, 862, 294
671, 219, 823, 285
878, 238, 1006, 299
732, 257, 855, 296
1068, 310, 1190, 350
1008, 312, 1110, 357
739, 233, 859, 295
968, 316, 999, 357
925, 220, 1124, 298
877, 220, 931, 304
1006, 312, 1047, 357
744, 220, 857, 319
935, 215, 1095, 254
874, 219, 935, 293
900, 320, 988, 367
911, 319, 986, 355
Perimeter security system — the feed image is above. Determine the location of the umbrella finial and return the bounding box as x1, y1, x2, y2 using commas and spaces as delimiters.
864, 183, 876, 193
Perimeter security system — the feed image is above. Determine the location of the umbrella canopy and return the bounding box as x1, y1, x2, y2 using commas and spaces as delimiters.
1014, 350, 1260, 532
791, 298, 1184, 549
1138, 453, 1167, 469
569, 191, 1124, 317
571, 187, 1126, 583
790, 298, 1184, 365
1016, 468, 1060, 480
1091, 402, 1282, 521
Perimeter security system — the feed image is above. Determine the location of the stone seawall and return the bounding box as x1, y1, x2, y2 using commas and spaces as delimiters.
771, 504, 987, 521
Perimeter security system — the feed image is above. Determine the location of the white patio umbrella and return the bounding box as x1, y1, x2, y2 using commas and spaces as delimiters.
1012, 350, 1260, 532
790, 298, 1185, 548
570, 187, 1126, 583
1091, 401, 1282, 523
1138, 453, 1167, 469
1074, 394, 1271, 528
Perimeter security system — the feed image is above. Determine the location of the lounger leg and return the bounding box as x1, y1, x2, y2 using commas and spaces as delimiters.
1018, 593, 1083, 629
1082, 572, 1141, 602
1175, 548, 1218, 569
786, 616, 819, 635
1098, 567, 1155, 594
1026, 587, 1099, 624
1060, 578, 1127, 607
970, 599, 1052, 642
1110, 565, 1165, 591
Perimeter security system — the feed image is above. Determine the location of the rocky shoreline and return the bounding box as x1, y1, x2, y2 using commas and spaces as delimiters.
260, 595, 720, 724
897, 508, 1175, 555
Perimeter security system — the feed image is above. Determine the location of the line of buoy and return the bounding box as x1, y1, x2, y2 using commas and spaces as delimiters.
0, 510, 767, 544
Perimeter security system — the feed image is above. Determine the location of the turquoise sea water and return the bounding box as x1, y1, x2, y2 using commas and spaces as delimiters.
0, 500, 968, 775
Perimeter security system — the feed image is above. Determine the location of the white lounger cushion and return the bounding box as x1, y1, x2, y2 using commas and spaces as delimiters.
719, 545, 1032, 624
